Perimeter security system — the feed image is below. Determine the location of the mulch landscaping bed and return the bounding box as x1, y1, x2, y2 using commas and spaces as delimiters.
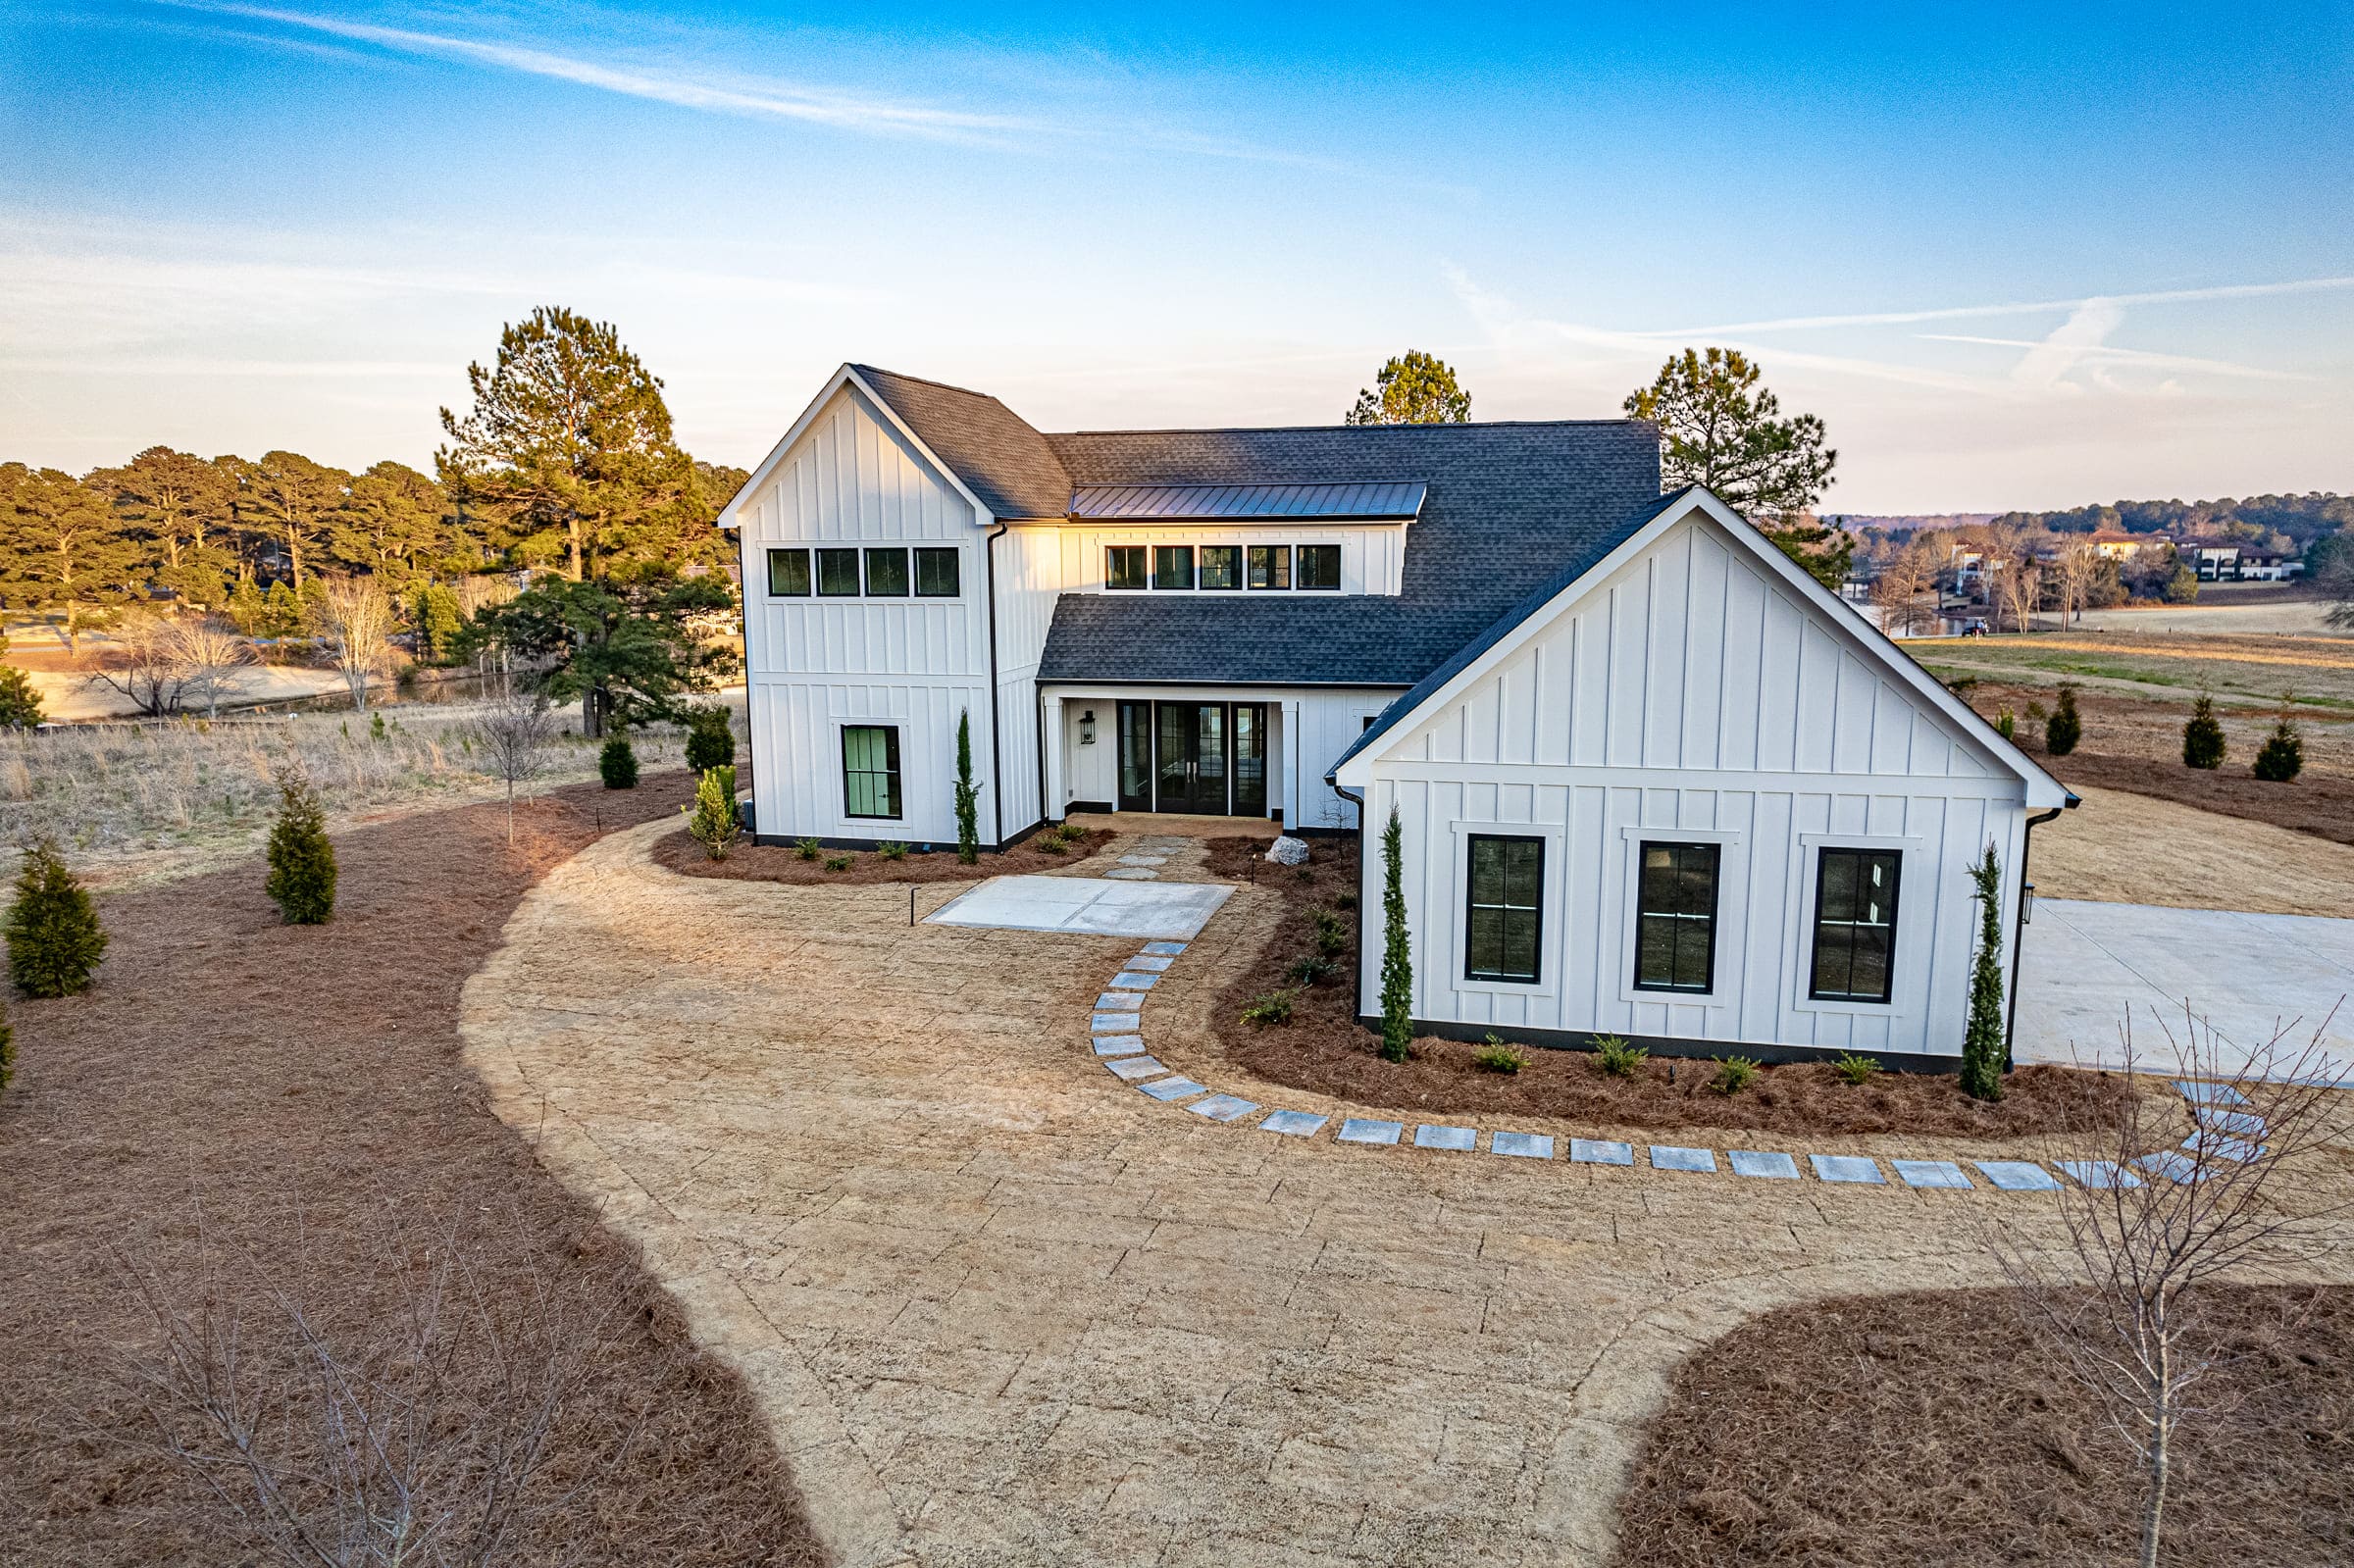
1203, 836, 2131, 1138
0, 774, 823, 1567
1959, 682, 2354, 847
1612, 1285, 2354, 1567
655, 823, 1115, 884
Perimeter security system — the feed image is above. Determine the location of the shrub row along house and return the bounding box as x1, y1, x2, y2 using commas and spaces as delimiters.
721, 365, 2073, 1067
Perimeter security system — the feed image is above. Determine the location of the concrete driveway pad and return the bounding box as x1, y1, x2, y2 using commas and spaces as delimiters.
927, 874, 1234, 939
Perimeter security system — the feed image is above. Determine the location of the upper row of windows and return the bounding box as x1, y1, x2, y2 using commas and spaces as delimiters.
1107, 543, 1341, 592
767, 546, 961, 599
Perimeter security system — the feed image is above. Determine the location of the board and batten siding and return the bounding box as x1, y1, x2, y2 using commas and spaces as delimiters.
1353, 514, 2031, 1059
736, 383, 998, 844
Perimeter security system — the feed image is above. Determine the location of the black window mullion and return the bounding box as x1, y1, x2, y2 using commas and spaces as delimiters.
1808, 848, 1901, 1002
1633, 840, 1719, 993
1465, 834, 1543, 984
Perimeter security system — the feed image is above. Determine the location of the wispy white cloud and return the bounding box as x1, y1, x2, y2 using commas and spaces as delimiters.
1919, 331, 2310, 382
1646, 275, 2354, 338
2005, 295, 2123, 389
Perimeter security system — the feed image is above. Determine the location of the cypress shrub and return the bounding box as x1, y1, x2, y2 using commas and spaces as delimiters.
2182, 694, 2226, 770
684, 707, 735, 773
264, 772, 337, 925
953, 711, 981, 865
1378, 806, 1412, 1064
2253, 717, 2303, 783
684, 765, 742, 860
1960, 843, 2006, 1101
2044, 682, 2081, 756
599, 733, 640, 789
7, 838, 107, 997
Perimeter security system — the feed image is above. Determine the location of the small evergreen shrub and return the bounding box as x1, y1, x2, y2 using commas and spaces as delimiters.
1311, 906, 1349, 958
1993, 707, 2016, 741
794, 836, 822, 861
1334, 890, 1357, 911
822, 854, 852, 872
369, 711, 387, 741
684, 765, 742, 861
2182, 694, 2226, 770
1592, 1035, 1648, 1078
1710, 1055, 1760, 1095
1033, 831, 1068, 854
878, 840, 908, 861
2253, 717, 2303, 783
598, 734, 640, 789
0, 665, 45, 730
1240, 988, 1296, 1026
6, 838, 107, 997
684, 707, 736, 773
1831, 1051, 1881, 1087
2044, 682, 2081, 756
1288, 954, 1336, 986
1474, 1039, 1531, 1074
264, 771, 337, 925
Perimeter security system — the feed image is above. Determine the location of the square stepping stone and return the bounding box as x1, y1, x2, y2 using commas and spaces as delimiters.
2135, 1150, 2211, 1184
1139, 1076, 1206, 1101
1190, 1094, 1259, 1122
1124, 954, 1175, 973
1892, 1159, 1972, 1189
1650, 1145, 1717, 1174
1118, 854, 1170, 867
1106, 1055, 1167, 1081
1490, 1131, 1554, 1159
1810, 1154, 1885, 1185
1974, 1160, 2061, 1191
1413, 1124, 1477, 1152
1092, 1013, 1139, 1033
2175, 1081, 2248, 1106
2182, 1130, 2264, 1162
1109, 972, 1159, 990
1570, 1138, 1635, 1166
2057, 1159, 2141, 1189
1337, 1118, 1404, 1146
1095, 991, 1143, 1012
1727, 1150, 1800, 1180
1260, 1110, 1328, 1138
1141, 941, 1187, 956
1102, 868, 1158, 881
2193, 1106, 2266, 1138
1093, 1034, 1147, 1056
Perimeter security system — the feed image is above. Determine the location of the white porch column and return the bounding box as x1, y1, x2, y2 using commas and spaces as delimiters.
1041, 693, 1066, 821
1281, 697, 1304, 830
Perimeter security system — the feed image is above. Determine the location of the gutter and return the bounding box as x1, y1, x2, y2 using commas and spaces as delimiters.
983, 519, 1009, 846
2004, 798, 2074, 1070
1331, 781, 1371, 1026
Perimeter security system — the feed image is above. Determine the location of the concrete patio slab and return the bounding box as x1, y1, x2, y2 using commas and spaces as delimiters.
926, 876, 1233, 940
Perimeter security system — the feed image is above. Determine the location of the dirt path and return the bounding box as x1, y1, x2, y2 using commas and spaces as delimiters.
459, 822, 2229, 1567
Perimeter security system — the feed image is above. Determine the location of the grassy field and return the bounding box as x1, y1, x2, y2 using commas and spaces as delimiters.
1911, 629, 2354, 711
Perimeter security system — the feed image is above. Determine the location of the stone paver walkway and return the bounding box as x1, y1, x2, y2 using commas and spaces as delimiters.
461, 824, 2353, 1567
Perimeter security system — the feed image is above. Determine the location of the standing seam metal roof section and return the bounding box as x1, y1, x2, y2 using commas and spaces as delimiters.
1067, 481, 1428, 521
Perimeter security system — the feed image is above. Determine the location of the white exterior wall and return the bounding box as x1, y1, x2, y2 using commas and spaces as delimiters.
735, 384, 998, 844
1046, 684, 1401, 828
1352, 514, 2034, 1059
1054, 523, 1407, 595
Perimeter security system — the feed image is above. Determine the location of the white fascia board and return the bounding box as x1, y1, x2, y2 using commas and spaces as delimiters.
1333, 487, 2072, 809
717, 364, 997, 531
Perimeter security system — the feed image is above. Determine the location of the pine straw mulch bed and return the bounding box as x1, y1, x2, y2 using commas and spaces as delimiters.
1958, 682, 2354, 848
0, 772, 823, 1568
1201, 836, 2132, 1138
1612, 1285, 2354, 1567
655, 824, 1115, 884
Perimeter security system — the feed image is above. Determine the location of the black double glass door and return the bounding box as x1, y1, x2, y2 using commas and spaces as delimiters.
1116, 701, 1267, 816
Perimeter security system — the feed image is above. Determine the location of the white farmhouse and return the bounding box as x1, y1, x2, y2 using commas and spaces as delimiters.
723, 365, 2073, 1067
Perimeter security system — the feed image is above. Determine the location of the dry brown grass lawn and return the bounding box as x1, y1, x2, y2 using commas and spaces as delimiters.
2031, 784, 2354, 918
1612, 1286, 2354, 1568
0, 773, 820, 1567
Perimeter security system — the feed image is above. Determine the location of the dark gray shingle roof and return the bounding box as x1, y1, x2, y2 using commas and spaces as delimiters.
849, 365, 1072, 521
1037, 422, 1663, 686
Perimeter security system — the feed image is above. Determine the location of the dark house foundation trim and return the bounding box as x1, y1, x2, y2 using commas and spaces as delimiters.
1361, 1016, 1966, 1075
749, 815, 1047, 856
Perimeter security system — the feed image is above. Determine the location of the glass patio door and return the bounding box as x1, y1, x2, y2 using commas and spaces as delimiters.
1140, 700, 1266, 815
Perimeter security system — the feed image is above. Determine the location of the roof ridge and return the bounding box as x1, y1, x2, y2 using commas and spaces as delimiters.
848, 363, 1012, 405
1049, 419, 1653, 436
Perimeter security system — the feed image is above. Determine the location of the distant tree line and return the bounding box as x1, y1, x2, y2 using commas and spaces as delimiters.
1983, 492, 2352, 551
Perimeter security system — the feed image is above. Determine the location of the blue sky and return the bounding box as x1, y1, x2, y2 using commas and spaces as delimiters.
3, 1, 2349, 511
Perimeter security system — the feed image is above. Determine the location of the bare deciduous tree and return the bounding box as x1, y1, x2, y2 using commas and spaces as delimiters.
1869, 535, 1944, 636
312, 576, 398, 714
1986, 1007, 2351, 1568
88, 611, 254, 719
117, 1206, 640, 1568
174, 615, 256, 721
470, 685, 557, 845
2050, 537, 2103, 629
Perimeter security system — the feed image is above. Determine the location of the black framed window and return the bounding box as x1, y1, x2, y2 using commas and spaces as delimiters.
914, 547, 960, 597
816, 547, 860, 596
1248, 544, 1291, 589
1153, 544, 1194, 590
1297, 543, 1341, 589
863, 547, 909, 596
1106, 545, 1146, 590
766, 547, 810, 596
1634, 841, 1719, 992
1199, 544, 1241, 590
841, 726, 900, 819
1465, 835, 1543, 983
1810, 848, 1902, 1002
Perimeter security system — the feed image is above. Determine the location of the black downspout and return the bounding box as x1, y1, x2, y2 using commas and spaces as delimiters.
2004, 801, 2071, 1070
983, 521, 1008, 847
1333, 783, 1370, 1026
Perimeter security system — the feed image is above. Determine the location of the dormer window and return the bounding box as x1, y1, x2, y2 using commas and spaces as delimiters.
1248, 545, 1290, 589
1200, 545, 1241, 590
1106, 545, 1147, 590
1153, 545, 1195, 590
1297, 544, 1341, 590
